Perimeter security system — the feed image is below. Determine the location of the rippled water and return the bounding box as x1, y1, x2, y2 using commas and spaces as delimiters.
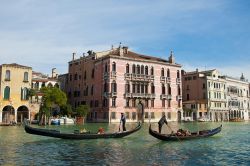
0, 122, 249, 166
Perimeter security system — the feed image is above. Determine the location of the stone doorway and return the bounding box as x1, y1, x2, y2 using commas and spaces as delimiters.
2, 105, 15, 123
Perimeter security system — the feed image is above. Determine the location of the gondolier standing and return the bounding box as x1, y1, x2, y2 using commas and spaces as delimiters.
120, 113, 126, 131
158, 115, 168, 134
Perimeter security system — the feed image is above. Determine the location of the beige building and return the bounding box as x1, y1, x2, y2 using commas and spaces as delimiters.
0, 63, 33, 123
182, 69, 250, 121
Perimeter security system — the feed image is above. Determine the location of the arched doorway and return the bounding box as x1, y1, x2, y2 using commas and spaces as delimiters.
2, 105, 15, 123
137, 101, 144, 122
17, 106, 29, 123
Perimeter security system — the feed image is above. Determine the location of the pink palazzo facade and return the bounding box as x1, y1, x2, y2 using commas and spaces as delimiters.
66, 46, 182, 123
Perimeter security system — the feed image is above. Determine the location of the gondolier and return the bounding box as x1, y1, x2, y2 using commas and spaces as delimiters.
120, 113, 126, 131
158, 115, 168, 134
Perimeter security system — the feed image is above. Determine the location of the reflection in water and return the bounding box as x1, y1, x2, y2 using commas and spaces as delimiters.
0, 122, 249, 165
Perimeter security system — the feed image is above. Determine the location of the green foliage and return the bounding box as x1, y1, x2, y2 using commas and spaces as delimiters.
60, 104, 73, 116
28, 88, 36, 98
41, 87, 67, 108
75, 105, 90, 117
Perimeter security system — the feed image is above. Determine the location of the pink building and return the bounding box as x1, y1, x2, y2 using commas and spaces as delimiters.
66, 46, 182, 123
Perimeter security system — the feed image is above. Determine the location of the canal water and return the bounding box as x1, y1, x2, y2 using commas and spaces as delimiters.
0, 122, 249, 166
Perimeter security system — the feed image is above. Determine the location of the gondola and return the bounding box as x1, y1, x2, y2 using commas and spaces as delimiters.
149, 124, 222, 141
24, 121, 141, 139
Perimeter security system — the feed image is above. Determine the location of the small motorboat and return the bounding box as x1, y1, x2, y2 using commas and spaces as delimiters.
149, 124, 222, 141
51, 119, 60, 125
24, 120, 141, 139
59, 117, 75, 125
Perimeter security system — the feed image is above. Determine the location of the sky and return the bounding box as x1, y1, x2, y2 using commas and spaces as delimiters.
0, 0, 250, 79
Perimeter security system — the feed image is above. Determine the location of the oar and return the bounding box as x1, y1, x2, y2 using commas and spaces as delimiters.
166, 124, 182, 142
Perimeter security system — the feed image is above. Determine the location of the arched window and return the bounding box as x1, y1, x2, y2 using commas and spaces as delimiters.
177, 70, 180, 78
178, 85, 181, 95
151, 83, 155, 94
141, 65, 144, 75
5, 70, 10, 80
4, 86, 10, 100
161, 68, 164, 77
112, 62, 116, 72
145, 66, 148, 75
126, 64, 130, 73
168, 84, 171, 95
21, 87, 28, 100
111, 81, 117, 93
137, 65, 140, 74
162, 84, 165, 94
150, 67, 154, 75
24, 72, 28, 82
167, 69, 170, 77
125, 82, 130, 93
104, 81, 108, 92
132, 64, 136, 74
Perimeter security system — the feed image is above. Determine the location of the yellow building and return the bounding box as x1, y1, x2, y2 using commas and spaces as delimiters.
0, 63, 33, 124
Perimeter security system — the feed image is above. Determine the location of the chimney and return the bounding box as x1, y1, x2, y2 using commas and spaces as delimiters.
72, 52, 76, 61
122, 46, 128, 54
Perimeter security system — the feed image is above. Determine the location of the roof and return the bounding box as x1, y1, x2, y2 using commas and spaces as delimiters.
1, 63, 32, 69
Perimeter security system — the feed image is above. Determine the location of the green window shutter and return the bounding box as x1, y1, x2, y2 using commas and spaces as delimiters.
4, 86, 10, 100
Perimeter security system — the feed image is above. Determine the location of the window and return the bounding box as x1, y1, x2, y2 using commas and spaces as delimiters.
111, 112, 116, 119
112, 62, 116, 72
132, 99, 136, 107
112, 98, 116, 107
161, 68, 164, 76
132, 84, 135, 93
21, 87, 28, 100
91, 85, 94, 95
150, 67, 154, 75
141, 65, 144, 75
145, 66, 148, 75
137, 65, 140, 74
111, 82, 117, 93
132, 112, 136, 120
168, 84, 171, 95
126, 99, 130, 107
137, 84, 140, 93
162, 99, 165, 107
132, 64, 136, 73
84, 71, 86, 80
126, 112, 130, 119
126, 64, 129, 73
162, 84, 165, 94
202, 83, 206, 89
5, 70, 10, 81
151, 84, 155, 94
187, 94, 189, 100
4, 86, 10, 100
24, 72, 28, 82
104, 82, 108, 92
167, 69, 170, 77
125, 83, 130, 93
168, 100, 171, 107
151, 99, 154, 108
145, 112, 149, 119
105, 63, 108, 72
167, 112, 171, 119
178, 85, 181, 95
95, 100, 99, 107
145, 100, 149, 108
74, 73, 78, 80
177, 70, 180, 78
151, 112, 155, 119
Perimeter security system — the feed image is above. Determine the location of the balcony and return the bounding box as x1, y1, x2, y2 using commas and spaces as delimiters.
160, 76, 171, 83
160, 94, 172, 100
124, 73, 154, 82
103, 92, 117, 98
176, 95, 182, 100
124, 93, 155, 98
103, 72, 117, 80
176, 78, 181, 84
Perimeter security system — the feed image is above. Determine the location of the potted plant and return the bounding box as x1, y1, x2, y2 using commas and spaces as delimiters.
75, 105, 90, 124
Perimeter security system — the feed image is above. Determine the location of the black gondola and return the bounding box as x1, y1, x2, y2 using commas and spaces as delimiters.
24, 121, 141, 139
149, 124, 222, 141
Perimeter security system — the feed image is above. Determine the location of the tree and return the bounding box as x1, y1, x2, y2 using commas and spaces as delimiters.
75, 105, 90, 124
60, 104, 73, 117
39, 87, 67, 125
75, 105, 90, 117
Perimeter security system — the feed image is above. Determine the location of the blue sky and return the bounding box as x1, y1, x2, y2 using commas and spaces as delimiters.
0, 0, 250, 79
